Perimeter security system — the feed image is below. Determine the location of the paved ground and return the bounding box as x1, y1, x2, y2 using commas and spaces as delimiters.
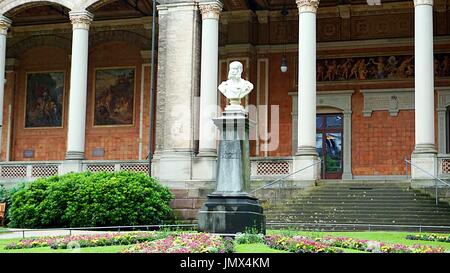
0, 229, 114, 239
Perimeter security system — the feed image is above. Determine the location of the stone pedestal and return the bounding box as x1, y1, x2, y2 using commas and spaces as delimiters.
198, 110, 266, 234
411, 147, 438, 188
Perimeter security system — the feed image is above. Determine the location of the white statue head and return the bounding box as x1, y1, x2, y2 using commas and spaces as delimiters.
228, 61, 243, 80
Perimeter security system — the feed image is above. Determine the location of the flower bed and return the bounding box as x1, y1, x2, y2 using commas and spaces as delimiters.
5, 232, 165, 250
406, 234, 450, 243
122, 233, 234, 253
319, 237, 445, 253
265, 235, 341, 253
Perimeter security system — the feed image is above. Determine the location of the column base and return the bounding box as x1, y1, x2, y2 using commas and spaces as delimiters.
197, 149, 217, 157
60, 159, 83, 174
65, 151, 85, 160
411, 148, 437, 188
193, 153, 217, 181
158, 150, 194, 181
293, 149, 320, 186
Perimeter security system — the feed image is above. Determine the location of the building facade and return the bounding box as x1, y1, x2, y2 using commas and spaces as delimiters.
0, 0, 449, 219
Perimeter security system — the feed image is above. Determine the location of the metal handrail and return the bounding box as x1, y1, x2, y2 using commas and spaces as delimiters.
405, 158, 450, 205
251, 159, 322, 195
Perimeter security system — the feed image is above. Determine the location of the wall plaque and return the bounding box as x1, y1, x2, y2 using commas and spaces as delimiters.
23, 149, 35, 158
92, 148, 105, 157
361, 89, 414, 117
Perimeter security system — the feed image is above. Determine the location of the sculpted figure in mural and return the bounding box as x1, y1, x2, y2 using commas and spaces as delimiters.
338, 59, 352, 80
369, 57, 386, 79
324, 60, 337, 81
219, 61, 254, 110
434, 59, 441, 77
317, 62, 325, 81
386, 56, 398, 78
350, 60, 361, 80
358, 59, 368, 80
397, 56, 414, 78
441, 56, 450, 77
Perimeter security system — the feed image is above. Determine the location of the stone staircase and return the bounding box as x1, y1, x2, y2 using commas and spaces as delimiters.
262, 180, 450, 231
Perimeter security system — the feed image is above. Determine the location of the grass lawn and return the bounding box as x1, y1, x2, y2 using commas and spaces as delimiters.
268, 230, 450, 251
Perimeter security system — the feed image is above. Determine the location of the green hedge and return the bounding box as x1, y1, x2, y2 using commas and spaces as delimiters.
0, 183, 26, 225
7, 171, 174, 228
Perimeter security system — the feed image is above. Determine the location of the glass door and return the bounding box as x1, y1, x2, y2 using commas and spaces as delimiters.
316, 114, 343, 179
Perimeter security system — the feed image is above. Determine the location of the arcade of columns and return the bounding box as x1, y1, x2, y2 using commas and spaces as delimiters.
0, 0, 439, 186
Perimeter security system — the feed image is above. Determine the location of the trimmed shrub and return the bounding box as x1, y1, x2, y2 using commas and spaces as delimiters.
0, 183, 26, 226
8, 171, 174, 228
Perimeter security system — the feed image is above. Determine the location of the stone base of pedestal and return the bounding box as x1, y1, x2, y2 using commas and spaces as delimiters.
198, 194, 266, 234
411, 149, 437, 188
292, 154, 320, 184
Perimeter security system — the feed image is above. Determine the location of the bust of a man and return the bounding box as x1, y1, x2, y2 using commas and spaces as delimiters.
218, 61, 254, 110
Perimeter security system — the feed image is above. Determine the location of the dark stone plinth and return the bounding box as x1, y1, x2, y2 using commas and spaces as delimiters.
198, 194, 266, 234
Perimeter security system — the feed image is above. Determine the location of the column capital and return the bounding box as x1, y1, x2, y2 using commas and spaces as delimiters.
413, 0, 433, 6
0, 16, 12, 36
199, 1, 223, 20
69, 10, 94, 30
296, 0, 320, 13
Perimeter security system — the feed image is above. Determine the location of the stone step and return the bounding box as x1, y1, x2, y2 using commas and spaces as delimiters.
276, 201, 447, 207
265, 216, 450, 224
266, 213, 450, 220
263, 179, 450, 229
286, 196, 440, 201
265, 210, 450, 216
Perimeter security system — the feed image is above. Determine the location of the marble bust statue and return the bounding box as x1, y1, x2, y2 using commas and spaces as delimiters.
218, 61, 254, 110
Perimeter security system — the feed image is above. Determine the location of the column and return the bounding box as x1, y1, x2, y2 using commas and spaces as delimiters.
0, 16, 11, 160
198, 0, 223, 156
153, 1, 201, 181
293, 0, 320, 183
65, 10, 93, 160
411, 0, 437, 186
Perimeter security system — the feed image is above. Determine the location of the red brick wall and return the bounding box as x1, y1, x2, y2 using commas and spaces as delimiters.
1, 71, 16, 161
12, 46, 70, 161
267, 52, 294, 157
85, 41, 143, 160
351, 91, 415, 176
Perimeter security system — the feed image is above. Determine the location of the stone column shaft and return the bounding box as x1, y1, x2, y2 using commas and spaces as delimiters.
198, 1, 223, 156
0, 16, 11, 159
293, 0, 320, 183
66, 11, 93, 160
414, 0, 435, 152
411, 0, 438, 186
296, 0, 319, 155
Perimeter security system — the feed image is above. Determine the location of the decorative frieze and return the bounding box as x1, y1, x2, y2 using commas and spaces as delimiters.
314, 53, 450, 83
361, 89, 414, 117
69, 10, 94, 30
296, 0, 320, 13
199, 1, 223, 20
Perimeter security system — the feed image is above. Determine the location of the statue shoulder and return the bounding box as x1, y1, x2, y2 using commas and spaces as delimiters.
218, 80, 228, 92
244, 80, 254, 91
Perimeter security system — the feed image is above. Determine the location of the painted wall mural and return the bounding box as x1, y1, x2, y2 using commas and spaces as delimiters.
25, 72, 64, 128
314, 54, 450, 82
94, 67, 135, 126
